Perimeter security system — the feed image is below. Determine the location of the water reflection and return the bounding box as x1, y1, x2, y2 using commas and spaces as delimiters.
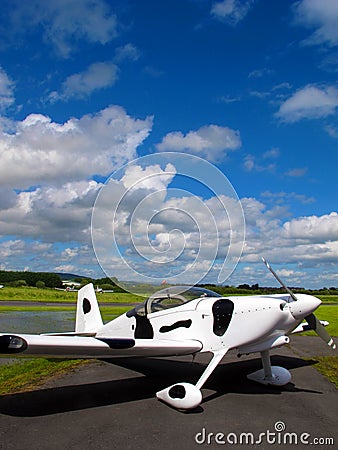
0, 311, 75, 334
0, 311, 76, 366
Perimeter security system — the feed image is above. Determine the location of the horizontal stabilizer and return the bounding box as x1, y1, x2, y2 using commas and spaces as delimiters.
42, 332, 97, 337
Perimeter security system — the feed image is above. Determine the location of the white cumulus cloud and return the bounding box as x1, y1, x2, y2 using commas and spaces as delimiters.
283, 212, 338, 243
275, 85, 338, 122
0, 105, 153, 189
294, 0, 338, 47
156, 124, 241, 162
49, 62, 119, 101
211, 0, 254, 25
0, 66, 15, 111
115, 44, 141, 63
0, 180, 102, 243
10, 0, 118, 57
121, 163, 176, 192
239, 201, 338, 271
90, 157, 246, 285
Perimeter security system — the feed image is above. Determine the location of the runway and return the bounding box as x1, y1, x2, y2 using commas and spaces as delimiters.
0, 336, 336, 449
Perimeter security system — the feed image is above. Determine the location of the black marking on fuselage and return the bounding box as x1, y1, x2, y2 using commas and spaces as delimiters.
96, 338, 135, 349
134, 315, 154, 338
126, 308, 154, 339
159, 319, 192, 333
82, 298, 91, 314
212, 299, 234, 336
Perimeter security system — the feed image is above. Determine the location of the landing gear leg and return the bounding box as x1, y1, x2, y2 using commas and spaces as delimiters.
247, 350, 291, 386
156, 349, 228, 409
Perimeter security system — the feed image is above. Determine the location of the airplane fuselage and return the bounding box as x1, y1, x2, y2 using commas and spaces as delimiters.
97, 293, 321, 355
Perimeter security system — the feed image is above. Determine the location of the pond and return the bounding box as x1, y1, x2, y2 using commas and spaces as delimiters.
0, 310, 75, 334
0, 311, 76, 366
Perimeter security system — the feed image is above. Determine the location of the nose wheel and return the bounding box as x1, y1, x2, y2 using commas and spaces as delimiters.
247, 350, 291, 386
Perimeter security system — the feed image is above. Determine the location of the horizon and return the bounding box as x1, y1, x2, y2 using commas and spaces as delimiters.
1, 267, 337, 292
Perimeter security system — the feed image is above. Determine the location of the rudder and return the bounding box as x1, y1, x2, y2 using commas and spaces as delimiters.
75, 283, 103, 333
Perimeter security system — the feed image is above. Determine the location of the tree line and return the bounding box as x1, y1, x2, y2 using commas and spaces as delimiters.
0, 271, 62, 288
198, 283, 338, 296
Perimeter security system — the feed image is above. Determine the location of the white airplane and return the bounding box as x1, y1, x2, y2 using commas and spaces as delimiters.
95, 286, 114, 293
0, 259, 335, 410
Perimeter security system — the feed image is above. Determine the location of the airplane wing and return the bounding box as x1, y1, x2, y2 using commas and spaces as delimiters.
0, 333, 202, 359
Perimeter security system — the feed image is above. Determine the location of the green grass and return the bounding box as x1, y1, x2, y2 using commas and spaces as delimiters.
0, 305, 75, 312
311, 356, 338, 388
317, 295, 338, 303
1, 286, 337, 305
293, 305, 337, 389
95, 292, 143, 303
0, 286, 143, 304
300, 305, 338, 337
101, 306, 131, 322
0, 359, 87, 395
0, 287, 77, 302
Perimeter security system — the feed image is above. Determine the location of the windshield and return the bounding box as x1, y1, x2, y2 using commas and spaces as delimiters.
133, 286, 221, 316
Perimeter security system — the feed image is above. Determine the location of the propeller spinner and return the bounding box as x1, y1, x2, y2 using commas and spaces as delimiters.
262, 257, 336, 350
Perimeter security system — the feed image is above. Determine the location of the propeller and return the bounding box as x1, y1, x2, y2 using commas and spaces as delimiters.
262, 257, 336, 350
261, 257, 297, 302
304, 313, 336, 349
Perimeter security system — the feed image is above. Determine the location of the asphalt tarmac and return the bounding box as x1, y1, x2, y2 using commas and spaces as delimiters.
0, 336, 336, 450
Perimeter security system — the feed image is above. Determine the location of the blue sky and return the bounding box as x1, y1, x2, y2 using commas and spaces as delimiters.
0, 0, 337, 289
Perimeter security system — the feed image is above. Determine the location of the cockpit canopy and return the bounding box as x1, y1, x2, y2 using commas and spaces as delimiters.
133, 286, 221, 316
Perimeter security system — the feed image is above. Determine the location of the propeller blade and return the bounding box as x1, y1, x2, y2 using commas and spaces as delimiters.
261, 257, 298, 302
305, 313, 336, 349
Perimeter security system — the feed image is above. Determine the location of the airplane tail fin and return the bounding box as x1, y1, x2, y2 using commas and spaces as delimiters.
75, 283, 104, 334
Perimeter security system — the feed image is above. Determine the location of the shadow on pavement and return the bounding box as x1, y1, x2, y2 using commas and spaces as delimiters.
0, 354, 321, 417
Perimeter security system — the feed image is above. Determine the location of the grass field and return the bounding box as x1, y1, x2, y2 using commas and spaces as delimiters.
311, 356, 338, 388
1, 286, 337, 304
0, 359, 87, 395
0, 286, 143, 303
317, 295, 338, 303
306, 305, 338, 336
